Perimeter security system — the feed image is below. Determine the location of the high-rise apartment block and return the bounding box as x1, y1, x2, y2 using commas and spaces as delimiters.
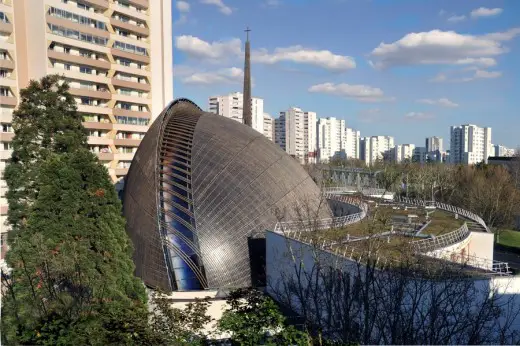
450, 124, 492, 164
208, 92, 264, 135
262, 113, 274, 142
426, 136, 443, 152
317, 117, 345, 162
345, 127, 360, 160
360, 136, 394, 166
494, 144, 516, 157
393, 144, 415, 163
0, 0, 173, 239
275, 107, 317, 164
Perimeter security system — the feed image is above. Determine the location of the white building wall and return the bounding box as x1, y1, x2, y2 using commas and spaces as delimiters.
208, 92, 264, 136
317, 117, 345, 162
276, 107, 317, 164
394, 144, 415, 163
494, 145, 516, 157
345, 128, 360, 159
450, 124, 492, 164
362, 136, 394, 166
426, 136, 443, 152
263, 113, 274, 142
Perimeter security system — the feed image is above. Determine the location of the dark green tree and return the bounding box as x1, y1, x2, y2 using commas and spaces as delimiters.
4, 74, 87, 238
2, 151, 149, 344
218, 288, 310, 345
1, 75, 151, 344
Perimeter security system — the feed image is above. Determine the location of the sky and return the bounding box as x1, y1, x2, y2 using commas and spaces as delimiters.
171, 0, 520, 148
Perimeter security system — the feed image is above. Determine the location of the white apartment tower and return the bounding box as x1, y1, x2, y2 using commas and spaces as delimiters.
450, 124, 492, 164
345, 127, 360, 160
426, 136, 443, 152
393, 144, 416, 163
494, 145, 515, 157
208, 92, 264, 135
275, 107, 317, 164
361, 136, 394, 166
0, 0, 173, 250
317, 117, 345, 162
262, 113, 274, 142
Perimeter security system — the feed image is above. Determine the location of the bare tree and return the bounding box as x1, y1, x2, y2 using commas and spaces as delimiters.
268, 201, 520, 345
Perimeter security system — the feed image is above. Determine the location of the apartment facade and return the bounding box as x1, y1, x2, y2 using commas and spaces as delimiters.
393, 144, 415, 163
360, 135, 394, 166
450, 124, 492, 164
426, 136, 443, 152
345, 127, 360, 160
262, 112, 274, 142
208, 92, 264, 135
0, 0, 173, 245
494, 144, 515, 157
317, 117, 345, 162
275, 107, 317, 164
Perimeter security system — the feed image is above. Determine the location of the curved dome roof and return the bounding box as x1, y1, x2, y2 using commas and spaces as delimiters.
123, 99, 331, 291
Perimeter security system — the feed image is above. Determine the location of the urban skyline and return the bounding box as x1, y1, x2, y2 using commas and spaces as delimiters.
173, 0, 520, 149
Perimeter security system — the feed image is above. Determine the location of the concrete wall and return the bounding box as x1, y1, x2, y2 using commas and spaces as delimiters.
266, 230, 520, 342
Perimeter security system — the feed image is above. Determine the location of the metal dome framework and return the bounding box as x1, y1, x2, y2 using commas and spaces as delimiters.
124, 99, 331, 291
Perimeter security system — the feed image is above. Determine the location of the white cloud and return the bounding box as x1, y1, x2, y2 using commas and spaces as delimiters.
404, 112, 434, 121
439, 9, 446, 16
482, 28, 520, 41
473, 69, 502, 79
253, 46, 355, 71
182, 67, 244, 85
430, 69, 502, 83
175, 35, 356, 71
470, 7, 503, 19
308, 82, 393, 103
200, 0, 233, 15
177, 1, 190, 12
369, 29, 520, 69
175, 35, 242, 63
416, 98, 459, 108
175, 1, 190, 24
447, 15, 466, 23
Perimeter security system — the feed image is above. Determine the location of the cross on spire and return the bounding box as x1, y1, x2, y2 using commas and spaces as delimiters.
245, 27, 251, 41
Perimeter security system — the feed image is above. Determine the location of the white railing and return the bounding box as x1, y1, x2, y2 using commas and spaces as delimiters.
274, 194, 368, 233
412, 223, 470, 253
394, 196, 489, 232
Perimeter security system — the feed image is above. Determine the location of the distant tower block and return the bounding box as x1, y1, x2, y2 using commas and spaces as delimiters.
242, 27, 252, 127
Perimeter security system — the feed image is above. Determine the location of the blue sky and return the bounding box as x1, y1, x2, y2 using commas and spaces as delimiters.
172, 0, 520, 148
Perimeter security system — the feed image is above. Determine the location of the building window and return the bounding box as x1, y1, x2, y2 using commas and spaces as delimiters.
50, 24, 108, 46
79, 66, 92, 74
3, 142, 13, 150
0, 69, 7, 78
120, 88, 131, 96
0, 12, 9, 24
0, 87, 9, 96
113, 41, 147, 56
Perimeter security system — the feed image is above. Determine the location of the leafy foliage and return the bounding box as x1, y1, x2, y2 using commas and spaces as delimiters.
218, 288, 310, 345
1, 76, 151, 344
4, 75, 87, 238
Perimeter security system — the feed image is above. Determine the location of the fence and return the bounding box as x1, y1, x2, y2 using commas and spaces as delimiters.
394, 196, 489, 232
412, 223, 470, 253
274, 194, 368, 233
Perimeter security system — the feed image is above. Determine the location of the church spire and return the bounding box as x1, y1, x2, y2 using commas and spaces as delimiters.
242, 27, 252, 127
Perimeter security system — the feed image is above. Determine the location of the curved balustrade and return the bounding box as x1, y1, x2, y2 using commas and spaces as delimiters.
394, 196, 489, 232
412, 223, 470, 253
274, 194, 368, 233
273, 186, 509, 276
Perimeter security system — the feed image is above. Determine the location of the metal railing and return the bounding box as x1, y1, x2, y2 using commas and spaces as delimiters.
394, 196, 489, 232
412, 223, 470, 253
274, 194, 368, 233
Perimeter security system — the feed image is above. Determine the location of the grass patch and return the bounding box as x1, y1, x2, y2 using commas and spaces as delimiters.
496, 229, 520, 249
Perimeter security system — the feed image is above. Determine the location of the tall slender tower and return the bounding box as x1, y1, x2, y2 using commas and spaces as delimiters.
242, 27, 252, 127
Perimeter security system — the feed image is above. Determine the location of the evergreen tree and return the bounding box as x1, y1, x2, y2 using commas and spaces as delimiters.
1, 76, 150, 344
4, 75, 87, 238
